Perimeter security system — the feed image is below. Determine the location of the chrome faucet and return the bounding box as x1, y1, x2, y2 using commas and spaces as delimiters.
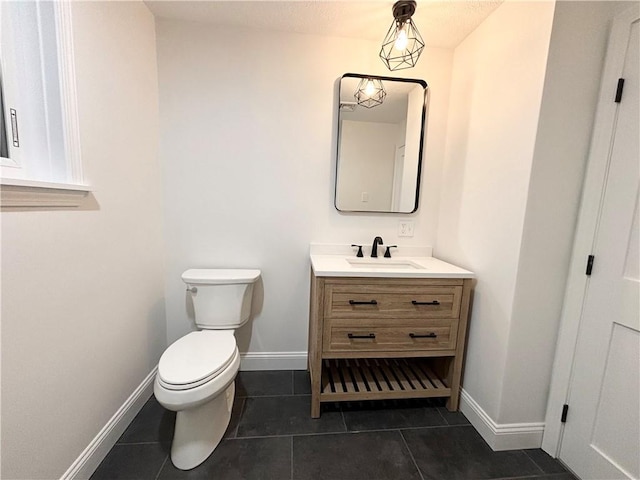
371, 236, 384, 258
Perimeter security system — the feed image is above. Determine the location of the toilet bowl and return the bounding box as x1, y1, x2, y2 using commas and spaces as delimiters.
154, 268, 260, 470
154, 330, 240, 470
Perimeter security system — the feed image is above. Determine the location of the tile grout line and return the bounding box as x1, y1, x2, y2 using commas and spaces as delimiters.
236, 393, 312, 399
231, 423, 470, 441
433, 404, 451, 426
116, 441, 166, 446
340, 408, 348, 432
489, 475, 570, 480
399, 429, 425, 480
231, 430, 350, 441
522, 449, 552, 475
490, 476, 541, 480
491, 476, 538, 480
233, 397, 246, 438
153, 454, 168, 480
290, 435, 294, 480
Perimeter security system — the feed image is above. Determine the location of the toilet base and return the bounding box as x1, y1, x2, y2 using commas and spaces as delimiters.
170, 381, 235, 470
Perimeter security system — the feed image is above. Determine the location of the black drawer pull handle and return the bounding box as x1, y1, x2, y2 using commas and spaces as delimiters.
409, 333, 437, 338
348, 333, 376, 339
349, 300, 378, 305
412, 300, 440, 306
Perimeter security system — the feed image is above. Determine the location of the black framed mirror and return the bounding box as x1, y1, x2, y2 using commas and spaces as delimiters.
335, 73, 428, 213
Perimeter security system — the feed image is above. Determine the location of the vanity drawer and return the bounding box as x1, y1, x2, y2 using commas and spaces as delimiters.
325, 324, 455, 352
325, 284, 462, 319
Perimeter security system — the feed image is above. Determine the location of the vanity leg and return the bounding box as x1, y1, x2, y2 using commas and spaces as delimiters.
447, 278, 472, 412
310, 358, 322, 418
308, 272, 324, 418
311, 393, 321, 418
307, 343, 323, 418
446, 386, 460, 411
445, 347, 464, 411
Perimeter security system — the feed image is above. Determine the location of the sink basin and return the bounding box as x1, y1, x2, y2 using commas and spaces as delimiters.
346, 258, 425, 270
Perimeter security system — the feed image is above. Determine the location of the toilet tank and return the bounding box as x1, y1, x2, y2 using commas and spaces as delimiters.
182, 269, 261, 329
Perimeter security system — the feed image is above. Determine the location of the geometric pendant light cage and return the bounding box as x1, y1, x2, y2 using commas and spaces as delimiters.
354, 77, 387, 108
379, 0, 425, 71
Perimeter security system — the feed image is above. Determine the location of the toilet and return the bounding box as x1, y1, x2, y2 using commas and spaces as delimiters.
154, 268, 260, 470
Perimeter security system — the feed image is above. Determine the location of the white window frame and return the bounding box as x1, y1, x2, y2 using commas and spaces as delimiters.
0, 1, 89, 208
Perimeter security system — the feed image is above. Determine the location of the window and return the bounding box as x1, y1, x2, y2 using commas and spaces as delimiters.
0, 1, 88, 207
0, 72, 10, 160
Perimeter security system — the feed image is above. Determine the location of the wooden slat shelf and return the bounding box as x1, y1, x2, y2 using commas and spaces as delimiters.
319, 357, 451, 402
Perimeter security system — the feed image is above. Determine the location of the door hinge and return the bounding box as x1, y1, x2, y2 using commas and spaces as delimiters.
586, 255, 595, 276
615, 78, 625, 103
561, 404, 569, 423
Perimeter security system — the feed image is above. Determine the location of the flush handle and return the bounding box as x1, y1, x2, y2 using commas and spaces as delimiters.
186, 286, 198, 294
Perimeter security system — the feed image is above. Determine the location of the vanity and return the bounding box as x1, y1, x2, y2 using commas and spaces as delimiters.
308, 246, 474, 418
313, 73, 473, 417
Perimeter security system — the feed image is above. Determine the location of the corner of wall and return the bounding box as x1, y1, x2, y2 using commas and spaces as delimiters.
460, 389, 545, 451
499, 0, 618, 426
435, 0, 557, 430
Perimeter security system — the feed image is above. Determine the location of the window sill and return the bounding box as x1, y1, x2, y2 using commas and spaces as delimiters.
1, 178, 91, 208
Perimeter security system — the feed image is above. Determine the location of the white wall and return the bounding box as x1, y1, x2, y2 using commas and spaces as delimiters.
0, 2, 166, 478
337, 120, 399, 211
436, 1, 556, 421
155, 19, 454, 360
437, 0, 623, 432
500, 0, 622, 425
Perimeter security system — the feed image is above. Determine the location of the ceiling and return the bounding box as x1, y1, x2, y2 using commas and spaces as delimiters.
145, 1, 503, 49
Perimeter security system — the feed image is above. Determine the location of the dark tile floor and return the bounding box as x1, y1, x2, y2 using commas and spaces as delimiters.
91, 370, 577, 480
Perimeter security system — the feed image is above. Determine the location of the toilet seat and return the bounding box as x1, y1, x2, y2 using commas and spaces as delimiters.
158, 330, 236, 391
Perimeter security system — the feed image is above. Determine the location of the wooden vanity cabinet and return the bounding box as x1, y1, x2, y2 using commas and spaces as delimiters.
308, 273, 472, 418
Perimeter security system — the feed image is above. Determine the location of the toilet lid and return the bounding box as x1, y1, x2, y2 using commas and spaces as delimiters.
158, 330, 236, 389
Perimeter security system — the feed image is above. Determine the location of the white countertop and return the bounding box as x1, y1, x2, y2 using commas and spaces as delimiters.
310, 250, 474, 279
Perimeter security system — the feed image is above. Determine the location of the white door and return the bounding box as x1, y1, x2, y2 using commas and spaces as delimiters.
559, 8, 640, 480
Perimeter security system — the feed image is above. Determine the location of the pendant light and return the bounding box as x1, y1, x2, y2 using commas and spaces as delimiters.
379, 0, 425, 71
354, 78, 387, 108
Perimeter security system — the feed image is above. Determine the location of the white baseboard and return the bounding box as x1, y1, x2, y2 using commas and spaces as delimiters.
460, 388, 545, 451
239, 351, 308, 371
60, 367, 157, 480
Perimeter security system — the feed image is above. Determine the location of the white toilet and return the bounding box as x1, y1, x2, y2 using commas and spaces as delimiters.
154, 268, 260, 470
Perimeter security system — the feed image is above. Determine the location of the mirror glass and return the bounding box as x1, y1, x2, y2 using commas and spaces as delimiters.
335, 73, 427, 213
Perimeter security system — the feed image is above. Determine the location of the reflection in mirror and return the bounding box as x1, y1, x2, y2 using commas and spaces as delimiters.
335, 73, 427, 213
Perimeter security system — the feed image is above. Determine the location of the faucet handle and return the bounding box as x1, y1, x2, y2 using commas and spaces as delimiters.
384, 245, 397, 258
351, 244, 364, 257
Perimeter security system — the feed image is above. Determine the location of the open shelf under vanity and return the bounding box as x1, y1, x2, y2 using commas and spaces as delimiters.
320, 357, 452, 402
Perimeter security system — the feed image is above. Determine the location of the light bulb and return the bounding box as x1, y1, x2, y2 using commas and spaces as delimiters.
365, 80, 375, 97
394, 25, 408, 51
